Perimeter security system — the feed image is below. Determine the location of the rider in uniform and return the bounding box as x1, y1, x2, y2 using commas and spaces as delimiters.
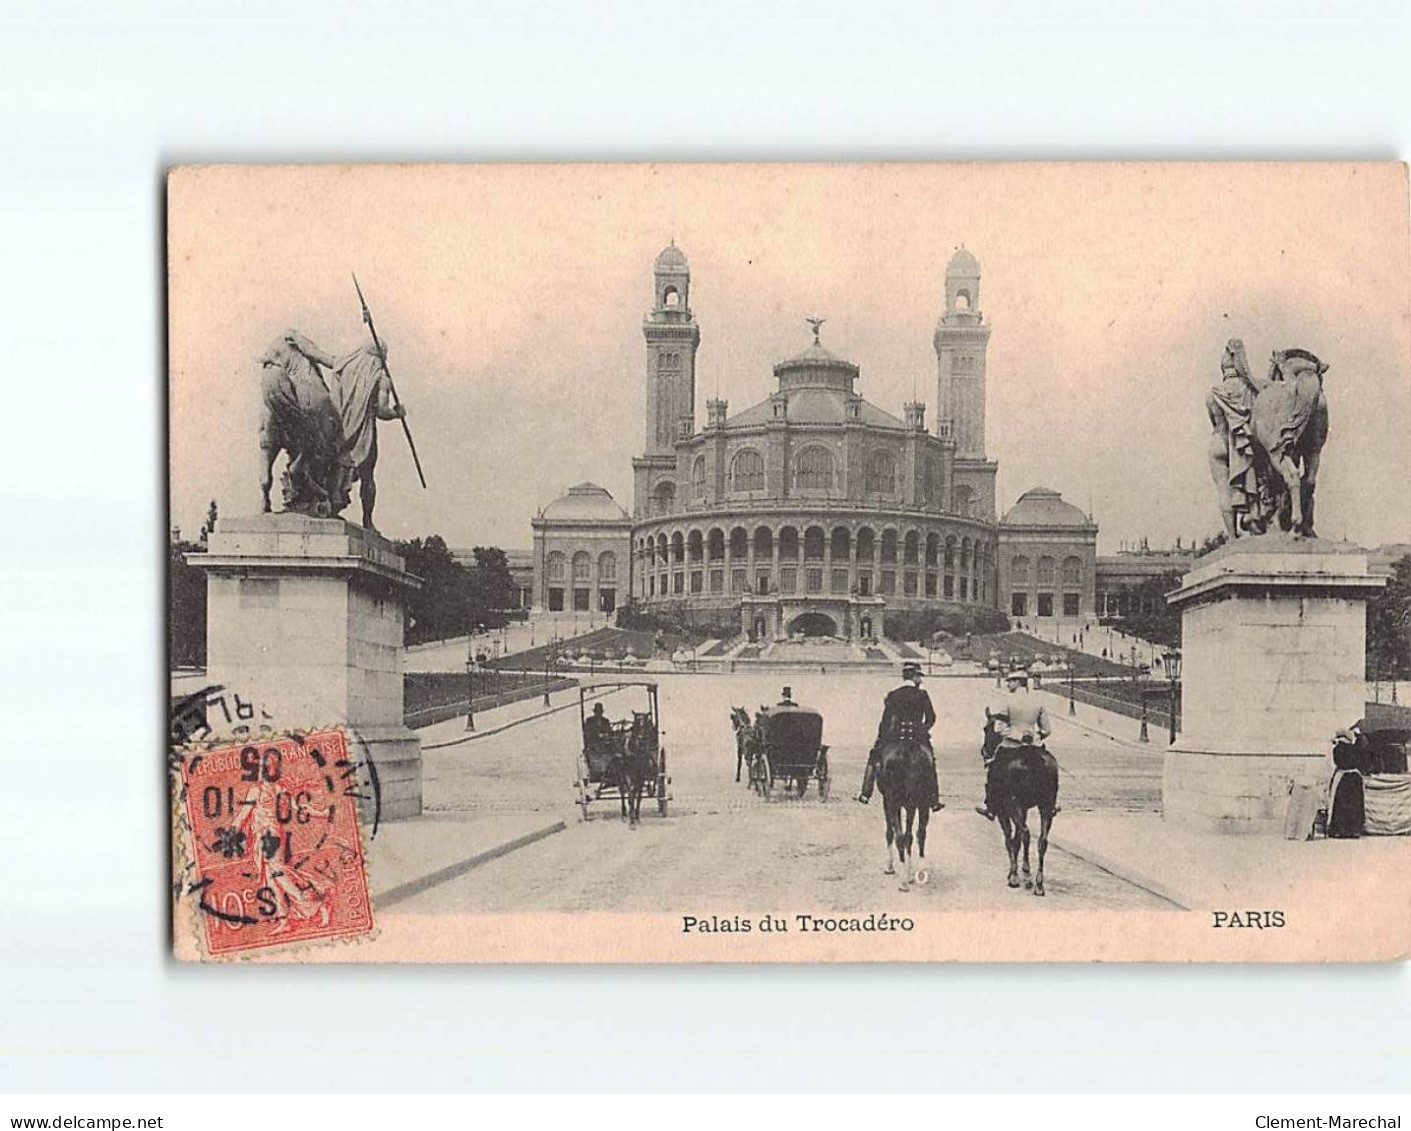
856, 662, 942, 812
976, 669, 1057, 820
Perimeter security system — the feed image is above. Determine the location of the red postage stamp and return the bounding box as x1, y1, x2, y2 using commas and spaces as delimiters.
177, 727, 374, 957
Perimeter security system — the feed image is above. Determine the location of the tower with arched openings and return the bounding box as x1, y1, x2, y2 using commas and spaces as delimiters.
934, 246, 997, 519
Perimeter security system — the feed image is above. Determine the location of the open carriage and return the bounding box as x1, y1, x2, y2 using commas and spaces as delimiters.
748, 701, 830, 801
575, 678, 671, 821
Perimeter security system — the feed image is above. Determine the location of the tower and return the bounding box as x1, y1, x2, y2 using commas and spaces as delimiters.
933, 246, 991, 459
642, 242, 701, 456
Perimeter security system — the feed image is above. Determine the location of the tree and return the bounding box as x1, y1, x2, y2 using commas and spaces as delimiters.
467, 546, 517, 621
395, 535, 472, 644
1118, 570, 1184, 649
1368, 554, 1411, 681
169, 529, 208, 667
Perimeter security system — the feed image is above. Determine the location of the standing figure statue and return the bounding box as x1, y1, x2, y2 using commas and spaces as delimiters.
1205, 338, 1268, 539
1205, 339, 1330, 540
331, 340, 407, 531
258, 330, 408, 528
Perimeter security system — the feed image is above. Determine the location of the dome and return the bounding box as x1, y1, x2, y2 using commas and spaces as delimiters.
540, 482, 629, 522
655, 243, 688, 272
1001, 487, 1092, 528
946, 246, 980, 277
772, 332, 860, 392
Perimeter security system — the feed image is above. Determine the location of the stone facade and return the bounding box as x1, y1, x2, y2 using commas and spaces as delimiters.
996, 487, 1098, 623
531, 483, 632, 615
531, 243, 1101, 639
191, 514, 424, 821
1163, 537, 1386, 834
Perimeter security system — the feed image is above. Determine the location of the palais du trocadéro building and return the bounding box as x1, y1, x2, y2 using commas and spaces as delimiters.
531, 244, 1100, 640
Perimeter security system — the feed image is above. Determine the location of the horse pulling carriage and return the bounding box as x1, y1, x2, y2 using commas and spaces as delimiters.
576, 679, 671, 825
745, 702, 831, 801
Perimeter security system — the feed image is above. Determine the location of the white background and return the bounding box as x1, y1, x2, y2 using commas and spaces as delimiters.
1, 0, 1409, 1095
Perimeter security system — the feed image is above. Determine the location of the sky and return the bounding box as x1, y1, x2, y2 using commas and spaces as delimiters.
168, 162, 1411, 554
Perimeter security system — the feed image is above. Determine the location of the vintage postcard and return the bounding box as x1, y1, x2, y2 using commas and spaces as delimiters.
167, 162, 1411, 962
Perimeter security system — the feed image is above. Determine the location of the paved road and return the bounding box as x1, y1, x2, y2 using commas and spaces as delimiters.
404, 672, 1170, 913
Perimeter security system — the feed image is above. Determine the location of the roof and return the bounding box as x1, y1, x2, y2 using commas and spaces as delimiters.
655, 243, 688, 271
1001, 487, 1093, 528
947, 246, 980, 277
539, 482, 630, 522
724, 388, 907, 431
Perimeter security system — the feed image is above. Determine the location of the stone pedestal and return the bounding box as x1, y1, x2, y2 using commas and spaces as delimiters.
1163, 536, 1385, 834
190, 514, 424, 821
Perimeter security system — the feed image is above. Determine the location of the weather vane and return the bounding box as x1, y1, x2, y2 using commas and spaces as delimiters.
806, 316, 826, 344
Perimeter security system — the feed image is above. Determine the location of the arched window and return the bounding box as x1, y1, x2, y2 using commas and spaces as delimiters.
1011, 556, 1030, 586
864, 450, 896, 495
925, 532, 940, 567
953, 484, 975, 517
753, 526, 773, 558
663, 286, 680, 307
778, 526, 800, 560
670, 532, 684, 564
652, 480, 676, 516
571, 551, 591, 582
546, 551, 566, 582
944, 535, 957, 569
1037, 556, 1056, 586
1062, 556, 1082, 586
598, 551, 616, 582
955, 289, 971, 311
803, 526, 826, 561
656, 534, 669, 563
831, 527, 850, 562
856, 527, 875, 561
794, 446, 834, 491
692, 456, 706, 499
924, 457, 939, 504
880, 529, 898, 565
707, 528, 725, 562
729, 527, 749, 560
687, 530, 704, 563
730, 448, 765, 492
903, 530, 920, 565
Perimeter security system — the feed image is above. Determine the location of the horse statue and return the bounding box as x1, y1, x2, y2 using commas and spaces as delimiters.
611, 710, 657, 827
258, 333, 344, 517
876, 735, 933, 891
1206, 340, 1329, 540
984, 716, 1059, 896
1250, 349, 1329, 539
258, 331, 406, 528
729, 706, 755, 782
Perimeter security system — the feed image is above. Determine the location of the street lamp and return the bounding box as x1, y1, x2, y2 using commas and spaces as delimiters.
464, 629, 477, 732
1161, 648, 1182, 745
1068, 657, 1076, 716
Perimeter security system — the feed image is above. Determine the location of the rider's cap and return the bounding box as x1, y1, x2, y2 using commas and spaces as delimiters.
902, 662, 923, 679
781, 686, 793, 699
592, 702, 604, 713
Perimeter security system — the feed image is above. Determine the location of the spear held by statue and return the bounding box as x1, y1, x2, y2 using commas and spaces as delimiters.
352, 272, 428, 489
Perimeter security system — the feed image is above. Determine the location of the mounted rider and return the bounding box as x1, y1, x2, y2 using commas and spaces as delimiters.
976, 669, 1058, 820
856, 662, 942, 812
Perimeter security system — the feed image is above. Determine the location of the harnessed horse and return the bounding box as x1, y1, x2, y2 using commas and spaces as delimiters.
611, 711, 657, 827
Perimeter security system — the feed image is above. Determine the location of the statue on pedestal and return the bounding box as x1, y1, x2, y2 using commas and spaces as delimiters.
258, 330, 408, 529
1205, 339, 1329, 539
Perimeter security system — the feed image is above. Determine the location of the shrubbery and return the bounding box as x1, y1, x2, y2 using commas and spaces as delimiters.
882, 606, 1010, 643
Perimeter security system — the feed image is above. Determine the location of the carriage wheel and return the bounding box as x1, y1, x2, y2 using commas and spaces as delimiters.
818, 753, 830, 802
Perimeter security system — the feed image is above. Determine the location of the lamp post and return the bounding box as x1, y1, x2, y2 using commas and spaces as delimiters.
1068, 657, 1076, 716
1161, 647, 1182, 745
464, 624, 478, 732
1138, 688, 1150, 743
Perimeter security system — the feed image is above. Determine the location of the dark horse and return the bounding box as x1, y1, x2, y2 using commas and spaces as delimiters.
984, 718, 1059, 896
611, 711, 658, 827
876, 739, 933, 890
729, 706, 755, 782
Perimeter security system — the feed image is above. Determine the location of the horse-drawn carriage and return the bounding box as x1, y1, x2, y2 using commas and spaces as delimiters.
576, 678, 670, 823
746, 701, 831, 801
